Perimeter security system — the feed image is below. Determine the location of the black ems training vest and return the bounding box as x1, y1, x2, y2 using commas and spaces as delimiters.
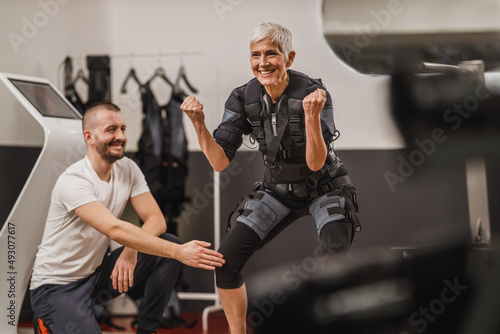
243, 70, 334, 185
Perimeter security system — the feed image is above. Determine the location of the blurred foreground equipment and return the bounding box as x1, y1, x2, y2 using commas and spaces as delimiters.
249, 242, 499, 334
391, 60, 500, 160
249, 61, 500, 333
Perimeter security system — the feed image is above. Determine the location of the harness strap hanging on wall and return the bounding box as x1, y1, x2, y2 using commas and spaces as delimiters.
63, 56, 88, 115
86, 55, 111, 105
134, 81, 190, 220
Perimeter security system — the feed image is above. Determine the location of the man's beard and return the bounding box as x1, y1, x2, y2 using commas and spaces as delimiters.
95, 138, 126, 163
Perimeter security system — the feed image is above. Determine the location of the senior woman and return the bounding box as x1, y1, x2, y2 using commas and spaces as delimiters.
181, 22, 360, 333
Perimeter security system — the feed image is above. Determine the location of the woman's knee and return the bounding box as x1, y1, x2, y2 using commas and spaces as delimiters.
319, 220, 352, 254
215, 261, 244, 289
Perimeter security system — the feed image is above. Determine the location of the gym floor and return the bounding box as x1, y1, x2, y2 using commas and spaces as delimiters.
17, 312, 230, 334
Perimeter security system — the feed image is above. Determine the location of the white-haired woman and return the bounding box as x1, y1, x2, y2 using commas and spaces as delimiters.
182, 22, 360, 334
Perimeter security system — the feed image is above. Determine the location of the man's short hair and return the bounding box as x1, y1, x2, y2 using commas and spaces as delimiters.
250, 22, 293, 57
82, 102, 121, 131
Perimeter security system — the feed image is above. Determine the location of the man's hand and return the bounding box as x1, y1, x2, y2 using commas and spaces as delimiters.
302, 88, 326, 120
181, 96, 205, 125
176, 240, 225, 270
111, 247, 138, 293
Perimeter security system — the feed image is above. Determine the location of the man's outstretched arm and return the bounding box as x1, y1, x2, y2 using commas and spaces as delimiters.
74, 201, 225, 269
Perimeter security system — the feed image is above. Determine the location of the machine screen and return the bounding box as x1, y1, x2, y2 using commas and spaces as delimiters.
9, 79, 81, 119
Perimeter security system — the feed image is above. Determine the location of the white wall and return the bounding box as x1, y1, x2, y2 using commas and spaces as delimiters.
0, 0, 404, 152
324, 0, 500, 34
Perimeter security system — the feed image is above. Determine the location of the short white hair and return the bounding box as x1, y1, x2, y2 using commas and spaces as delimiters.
250, 22, 293, 57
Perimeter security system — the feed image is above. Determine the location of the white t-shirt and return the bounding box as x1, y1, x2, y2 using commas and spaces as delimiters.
30, 156, 150, 290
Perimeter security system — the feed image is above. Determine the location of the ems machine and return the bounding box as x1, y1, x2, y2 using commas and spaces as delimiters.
0, 73, 85, 332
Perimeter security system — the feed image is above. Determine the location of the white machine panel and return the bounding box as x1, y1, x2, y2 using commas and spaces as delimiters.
0, 73, 85, 332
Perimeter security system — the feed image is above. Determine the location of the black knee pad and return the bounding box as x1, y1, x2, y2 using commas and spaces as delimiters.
215, 223, 261, 289
319, 219, 352, 255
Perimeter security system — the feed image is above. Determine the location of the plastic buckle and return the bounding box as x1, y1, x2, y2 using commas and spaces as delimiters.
289, 118, 302, 139
305, 176, 318, 189
264, 160, 282, 174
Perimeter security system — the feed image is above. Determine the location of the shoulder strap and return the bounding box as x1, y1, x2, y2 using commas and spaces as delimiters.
286, 70, 311, 143
243, 78, 267, 152
286, 70, 310, 99
262, 94, 290, 165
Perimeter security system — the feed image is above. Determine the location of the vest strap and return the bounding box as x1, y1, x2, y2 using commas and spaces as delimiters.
262, 94, 289, 165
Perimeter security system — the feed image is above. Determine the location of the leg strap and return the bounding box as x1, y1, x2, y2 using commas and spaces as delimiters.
310, 185, 362, 243
236, 191, 290, 240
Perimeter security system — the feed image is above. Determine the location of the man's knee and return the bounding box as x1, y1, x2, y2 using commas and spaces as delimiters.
33, 316, 53, 334
31, 297, 99, 334
153, 233, 182, 272
159, 233, 181, 245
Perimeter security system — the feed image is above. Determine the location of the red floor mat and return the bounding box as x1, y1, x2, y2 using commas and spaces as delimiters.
20, 312, 229, 334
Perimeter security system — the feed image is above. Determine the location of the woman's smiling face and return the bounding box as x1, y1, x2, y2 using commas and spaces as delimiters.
250, 38, 295, 89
